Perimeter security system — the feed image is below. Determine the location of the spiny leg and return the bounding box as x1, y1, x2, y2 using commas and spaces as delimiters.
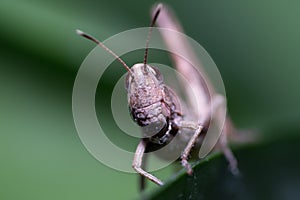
179, 121, 204, 175
219, 127, 239, 175
211, 95, 239, 175
139, 152, 148, 191
132, 140, 163, 186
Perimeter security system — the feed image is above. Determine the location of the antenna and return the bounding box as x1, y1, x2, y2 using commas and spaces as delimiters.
143, 3, 162, 65
76, 29, 132, 75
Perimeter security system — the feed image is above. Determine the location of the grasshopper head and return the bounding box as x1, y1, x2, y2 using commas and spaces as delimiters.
125, 63, 163, 92
125, 63, 167, 127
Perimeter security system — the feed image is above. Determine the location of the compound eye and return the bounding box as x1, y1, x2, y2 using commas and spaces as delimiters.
125, 73, 132, 90
149, 66, 163, 83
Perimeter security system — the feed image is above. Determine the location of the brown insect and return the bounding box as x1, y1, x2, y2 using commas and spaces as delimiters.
77, 3, 239, 190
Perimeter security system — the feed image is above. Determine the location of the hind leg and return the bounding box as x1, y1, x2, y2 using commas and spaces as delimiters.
211, 95, 239, 175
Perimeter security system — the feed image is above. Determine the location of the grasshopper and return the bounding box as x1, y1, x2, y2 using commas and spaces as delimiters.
77, 3, 239, 190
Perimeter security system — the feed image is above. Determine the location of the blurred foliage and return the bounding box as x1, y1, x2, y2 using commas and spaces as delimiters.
0, 0, 300, 200
145, 135, 300, 200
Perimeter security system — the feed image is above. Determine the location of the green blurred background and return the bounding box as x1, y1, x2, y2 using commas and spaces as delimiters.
1, 0, 300, 199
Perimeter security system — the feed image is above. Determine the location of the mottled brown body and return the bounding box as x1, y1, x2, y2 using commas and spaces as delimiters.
126, 64, 182, 150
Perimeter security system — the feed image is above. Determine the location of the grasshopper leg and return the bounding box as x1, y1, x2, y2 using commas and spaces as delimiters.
219, 127, 239, 175
132, 140, 163, 186
179, 122, 204, 175
212, 95, 239, 175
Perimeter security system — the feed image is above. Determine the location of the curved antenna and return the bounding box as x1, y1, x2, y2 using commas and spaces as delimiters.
76, 29, 132, 75
143, 3, 162, 65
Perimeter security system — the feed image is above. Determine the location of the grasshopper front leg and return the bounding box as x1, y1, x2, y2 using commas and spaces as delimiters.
178, 121, 204, 174
132, 140, 163, 186
178, 94, 239, 176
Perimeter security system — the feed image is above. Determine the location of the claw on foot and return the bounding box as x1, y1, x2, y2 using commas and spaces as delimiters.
181, 159, 193, 175
229, 165, 240, 176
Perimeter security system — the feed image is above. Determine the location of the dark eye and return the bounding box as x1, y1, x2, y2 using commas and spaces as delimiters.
150, 66, 163, 83
125, 73, 131, 90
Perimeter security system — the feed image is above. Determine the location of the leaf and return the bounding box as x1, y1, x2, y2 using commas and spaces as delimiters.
143, 134, 300, 200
